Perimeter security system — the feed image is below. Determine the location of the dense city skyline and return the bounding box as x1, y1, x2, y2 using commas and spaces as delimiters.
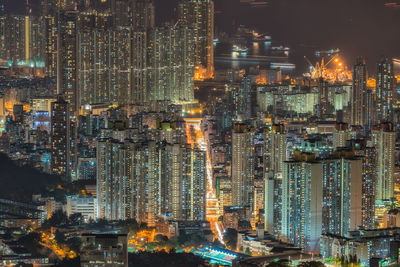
4, 0, 400, 74
0, 0, 399, 266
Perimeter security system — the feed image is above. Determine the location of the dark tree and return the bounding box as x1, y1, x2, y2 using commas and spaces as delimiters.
298, 261, 325, 267
44, 209, 68, 227
128, 252, 205, 267
223, 228, 238, 250
54, 256, 80, 267
18, 232, 42, 256
267, 262, 289, 267
154, 234, 168, 243
69, 213, 84, 225
55, 230, 66, 244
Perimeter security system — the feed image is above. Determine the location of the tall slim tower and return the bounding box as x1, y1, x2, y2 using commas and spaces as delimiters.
264, 124, 286, 235
321, 157, 362, 236
281, 157, 322, 253
362, 146, 377, 229
51, 95, 71, 180
231, 123, 254, 207
42, 0, 62, 77
57, 10, 79, 114
318, 78, 329, 118
129, 0, 155, 31
376, 57, 395, 123
96, 139, 132, 220
178, 0, 214, 80
351, 57, 367, 126
372, 123, 395, 201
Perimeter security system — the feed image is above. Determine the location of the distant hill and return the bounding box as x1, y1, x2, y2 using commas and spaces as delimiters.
0, 153, 62, 202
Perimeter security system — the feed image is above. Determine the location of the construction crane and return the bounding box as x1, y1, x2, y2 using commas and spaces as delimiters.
304, 52, 352, 82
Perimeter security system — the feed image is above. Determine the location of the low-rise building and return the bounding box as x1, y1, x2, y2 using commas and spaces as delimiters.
223, 206, 251, 231
66, 196, 97, 222
237, 227, 301, 257
156, 219, 211, 239
80, 233, 128, 267
321, 228, 400, 266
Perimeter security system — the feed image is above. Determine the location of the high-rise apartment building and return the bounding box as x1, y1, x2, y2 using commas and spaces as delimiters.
178, 0, 214, 80
97, 139, 132, 220
77, 28, 131, 106
351, 57, 367, 126
0, 15, 43, 64
372, 123, 395, 201
57, 10, 79, 114
147, 25, 195, 103
281, 154, 322, 253
97, 139, 206, 224
264, 124, 286, 175
51, 95, 71, 179
321, 156, 362, 236
131, 31, 148, 104
42, 0, 59, 77
376, 57, 395, 123
129, 0, 155, 30
41, 0, 194, 107
263, 124, 286, 235
362, 146, 377, 229
318, 78, 329, 118
231, 123, 254, 207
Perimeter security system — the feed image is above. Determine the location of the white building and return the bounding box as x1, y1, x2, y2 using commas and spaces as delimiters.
66, 196, 97, 222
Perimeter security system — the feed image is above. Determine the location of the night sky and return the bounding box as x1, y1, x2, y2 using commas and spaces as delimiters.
5, 0, 400, 73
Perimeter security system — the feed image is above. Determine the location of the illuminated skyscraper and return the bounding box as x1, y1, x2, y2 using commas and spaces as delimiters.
0, 16, 6, 58
96, 139, 132, 220
351, 57, 367, 126
263, 124, 286, 235
129, 0, 155, 30
132, 142, 206, 224
376, 57, 395, 123
77, 16, 131, 106
51, 95, 71, 180
264, 124, 286, 176
372, 122, 395, 201
57, 10, 79, 114
321, 156, 362, 236
281, 155, 322, 253
178, 0, 214, 80
361, 146, 377, 229
131, 31, 148, 104
0, 15, 43, 63
42, 0, 61, 77
231, 123, 254, 207
97, 140, 206, 223
4, 16, 25, 62
231, 76, 251, 120
318, 78, 329, 118
147, 25, 195, 103
166, 144, 206, 221
128, 0, 155, 104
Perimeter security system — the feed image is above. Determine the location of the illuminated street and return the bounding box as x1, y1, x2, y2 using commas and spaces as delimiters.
185, 118, 224, 243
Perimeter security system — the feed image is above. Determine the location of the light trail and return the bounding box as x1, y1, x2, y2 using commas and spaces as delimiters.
215, 222, 224, 242
185, 118, 224, 243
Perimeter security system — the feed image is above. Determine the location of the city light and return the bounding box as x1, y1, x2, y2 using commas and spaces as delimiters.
0, 1, 399, 267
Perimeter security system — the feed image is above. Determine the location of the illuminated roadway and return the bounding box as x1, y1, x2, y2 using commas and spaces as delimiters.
184, 118, 224, 243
